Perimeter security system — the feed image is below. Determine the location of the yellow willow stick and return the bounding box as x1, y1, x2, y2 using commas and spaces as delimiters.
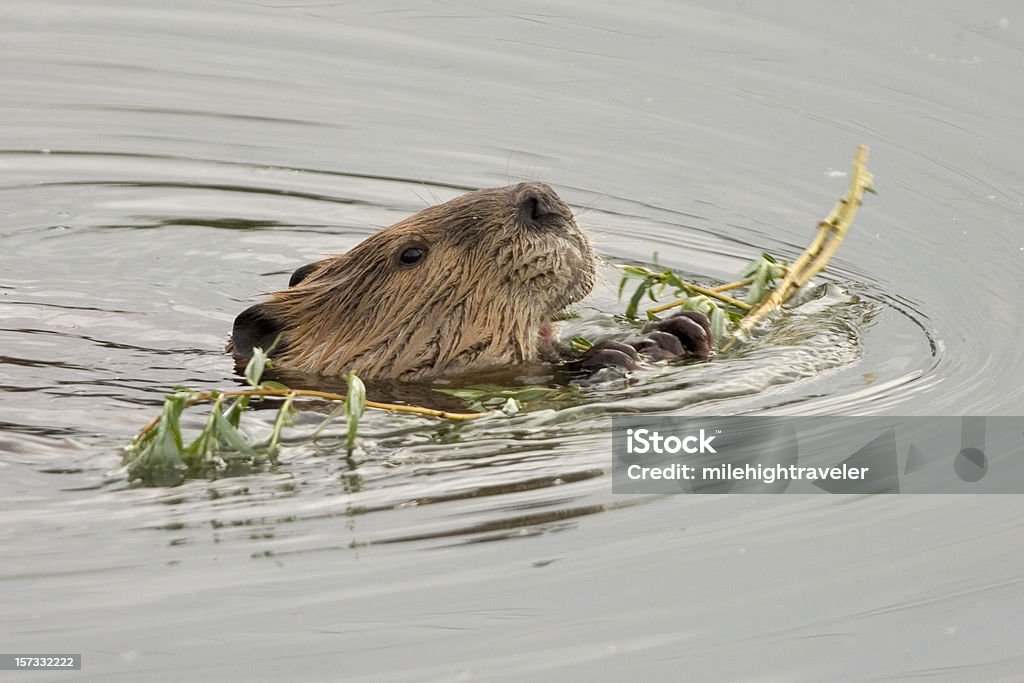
722, 145, 873, 351
645, 280, 753, 314
710, 277, 755, 293
131, 387, 490, 445
644, 269, 792, 316
683, 265, 790, 296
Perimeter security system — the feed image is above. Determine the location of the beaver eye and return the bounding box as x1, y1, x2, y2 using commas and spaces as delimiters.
397, 245, 426, 268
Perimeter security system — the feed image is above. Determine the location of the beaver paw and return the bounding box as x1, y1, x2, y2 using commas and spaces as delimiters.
636, 310, 713, 361
574, 340, 643, 372
571, 311, 713, 374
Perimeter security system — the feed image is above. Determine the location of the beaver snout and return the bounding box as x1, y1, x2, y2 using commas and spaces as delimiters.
514, 182, 573, 226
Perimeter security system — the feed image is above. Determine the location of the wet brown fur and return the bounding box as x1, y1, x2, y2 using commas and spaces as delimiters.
229, 182, 596, 381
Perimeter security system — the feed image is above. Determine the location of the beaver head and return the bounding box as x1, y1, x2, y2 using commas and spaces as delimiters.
229, 182, 597, 381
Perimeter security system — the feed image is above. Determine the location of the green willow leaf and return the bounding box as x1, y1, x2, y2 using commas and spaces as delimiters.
212, 408, 257, 456
225, 395, 249, 428
244, 347, 269, 387
710, 306, 727, 345
265, 394, 296, 453
625, 276, 655, 319
344, 373, 367, 452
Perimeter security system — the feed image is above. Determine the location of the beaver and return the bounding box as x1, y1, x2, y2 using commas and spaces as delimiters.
229, 182, 711, 380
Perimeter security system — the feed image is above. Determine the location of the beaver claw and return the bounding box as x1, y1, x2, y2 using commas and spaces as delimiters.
640, 310, 713, 361
574, 340, 643, 372
571, 310, 713, 373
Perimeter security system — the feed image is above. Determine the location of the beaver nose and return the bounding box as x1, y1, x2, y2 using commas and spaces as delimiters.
515, 182, 570, 224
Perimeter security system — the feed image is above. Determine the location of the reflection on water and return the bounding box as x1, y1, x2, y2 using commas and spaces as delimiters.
2, 0, 1023, 680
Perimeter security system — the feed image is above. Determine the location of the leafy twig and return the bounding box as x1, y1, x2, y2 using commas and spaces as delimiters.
644, 282, 752, 314
125, 348, 489, 486
130, 385, 488, 447
722, 145, 873, 350
617, 146, 871, 352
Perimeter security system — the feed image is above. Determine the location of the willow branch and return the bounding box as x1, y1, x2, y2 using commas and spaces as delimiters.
646, 282, 752, 314
132, 387, 490, 445
721, 145, 873, 351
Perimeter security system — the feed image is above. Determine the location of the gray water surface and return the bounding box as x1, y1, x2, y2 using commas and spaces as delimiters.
2, 1, 1023, 681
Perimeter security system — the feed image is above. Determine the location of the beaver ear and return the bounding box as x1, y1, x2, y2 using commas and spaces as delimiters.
289, 261, 321, 287
231, 303, 287, 362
